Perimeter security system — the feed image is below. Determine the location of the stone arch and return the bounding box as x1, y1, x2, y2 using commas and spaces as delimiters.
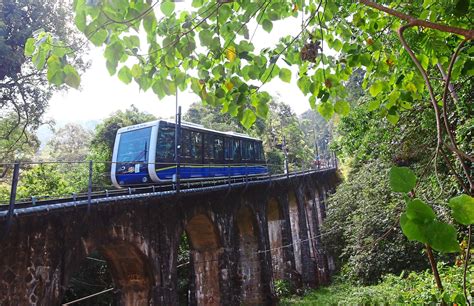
288, 191, 302, 274
185, 214, 222, 306
63, 239, 155, 306
266, 197, 285, 280
236, 206, 263, 304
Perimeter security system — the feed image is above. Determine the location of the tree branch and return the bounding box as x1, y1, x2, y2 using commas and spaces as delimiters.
463, 225, 472, 306
397, 24, 443, 150
359, 0, 474, 39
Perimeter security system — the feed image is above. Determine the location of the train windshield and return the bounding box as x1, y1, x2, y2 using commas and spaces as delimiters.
117, 127, 152, 162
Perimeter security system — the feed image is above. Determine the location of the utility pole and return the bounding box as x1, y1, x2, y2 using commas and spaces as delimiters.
174, 86, 181, 193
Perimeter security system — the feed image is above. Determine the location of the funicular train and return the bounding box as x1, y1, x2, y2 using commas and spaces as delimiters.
111, 120, 268, 188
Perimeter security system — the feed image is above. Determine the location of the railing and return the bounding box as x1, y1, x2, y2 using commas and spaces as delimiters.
0, 156, 337, 213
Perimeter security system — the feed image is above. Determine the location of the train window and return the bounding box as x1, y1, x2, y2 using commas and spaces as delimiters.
190, 131, 202, 163
156, 126, 175, 161
224, 137, 240, 161
180, 129, 202, 163
204, 134, 224, 163
232, 138, 241, 161
224, 137, 233, 160
204, 134, 215, 160
117, 127, 151, 162
241, 140, 255, 161
255, 142, 264, 162
181, 129, 192, 159
214, 136, 224, 162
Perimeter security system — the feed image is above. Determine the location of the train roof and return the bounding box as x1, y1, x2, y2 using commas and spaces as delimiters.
116, 119, 261, 141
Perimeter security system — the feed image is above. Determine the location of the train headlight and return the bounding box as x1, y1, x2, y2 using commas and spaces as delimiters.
142, 177, 148, 183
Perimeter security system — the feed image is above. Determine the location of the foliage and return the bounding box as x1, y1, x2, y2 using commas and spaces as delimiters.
40, 123, 93, 162
15, 164, 76, 201
183, 101, 244, 133
390, 166, 473, 254
0, 113, 39, 162
177, 233, 191, 305
62, 251, 115, 305
26, 0, 473, 131
0, 0, 87, 161
282, 263, 474, 305
274, 279, 292, 298
321, 161, 429, 284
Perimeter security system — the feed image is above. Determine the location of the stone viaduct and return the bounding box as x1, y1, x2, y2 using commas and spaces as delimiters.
0, 169, 339, 305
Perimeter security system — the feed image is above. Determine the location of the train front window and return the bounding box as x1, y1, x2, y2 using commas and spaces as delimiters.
117, 127, 152, 162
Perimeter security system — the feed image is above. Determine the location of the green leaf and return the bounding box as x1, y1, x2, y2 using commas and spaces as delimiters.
199, 30, 213, 47
32, 50, 47, 69
104, 40, 124, 65
317, 102, 334, 120
405, 199, 436, 224
279, 68, 291, 83
143, 11, 157, 34
74, 10, 87, 32
118, 66, 132, 84
367, 99, 380, 111
449, 194, 474, 225
160, 1, 175, 16
389, 166, 416, 193
110, 0, 128, 10
400, 213, 428, 243
90, 29, 108, 46
427, 221, 460, 253
24, 38, 36, 56
334, 100, 350, 116
131, 64, 143, 78
46, 55, 64, 86
386, 108, 399, 125
241, 109, 256, 129
262, 19, 273, 32
63, 64, 81, 89
369, 82, 383, 97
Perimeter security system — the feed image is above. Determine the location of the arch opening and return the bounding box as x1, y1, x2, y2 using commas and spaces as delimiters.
236, 206, 263, 304
62, 251, 115, 306
185, 214, 222, 306
62, 242, 154, 306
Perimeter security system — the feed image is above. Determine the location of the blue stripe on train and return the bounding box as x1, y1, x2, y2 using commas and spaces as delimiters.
116, 165, 268, 185
156, 165, 268, 180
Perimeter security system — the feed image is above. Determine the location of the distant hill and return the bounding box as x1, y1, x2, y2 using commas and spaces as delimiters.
37, 120, 99, 148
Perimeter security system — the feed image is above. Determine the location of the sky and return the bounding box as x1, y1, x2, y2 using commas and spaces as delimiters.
45, 5, 312, 124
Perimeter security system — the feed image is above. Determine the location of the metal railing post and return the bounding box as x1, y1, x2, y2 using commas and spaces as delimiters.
7, 162, 20, 219
87, 160, 92, 212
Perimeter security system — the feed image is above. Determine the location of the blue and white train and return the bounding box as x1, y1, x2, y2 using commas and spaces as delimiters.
111, 120, 268, 188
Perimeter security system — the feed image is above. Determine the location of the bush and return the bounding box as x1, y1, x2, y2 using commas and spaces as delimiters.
321, 161, 429, 284
282, 263, 472, 305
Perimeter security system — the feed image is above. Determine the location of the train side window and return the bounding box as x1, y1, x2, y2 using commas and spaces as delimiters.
214, 136, 224, 163
255, 142, 264, 162
224, 137, 233, 160
249, 141, 255, 161
181, 129, 192, 160
190, 131, 202, 163
204, 134, 215, 161
156, 126, 175, 162
232, 138, 241, 161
